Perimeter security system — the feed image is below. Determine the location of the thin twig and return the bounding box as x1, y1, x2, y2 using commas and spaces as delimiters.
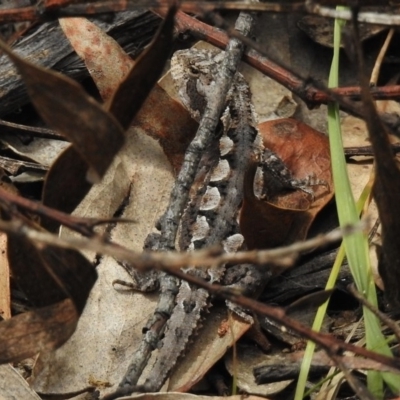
349, 284, 400, 345
0, 217, 365, 274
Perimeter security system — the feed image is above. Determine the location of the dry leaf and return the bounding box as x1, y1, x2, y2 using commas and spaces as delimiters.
0, 134, 69, 168
0, 299, 77, 364
32, 128, 175, 398
42, 146, 93, 232
59, 17, 133, 103
0, 364, 41, 400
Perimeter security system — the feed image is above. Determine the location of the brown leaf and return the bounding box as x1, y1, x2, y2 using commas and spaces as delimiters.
135, 84, 198, 172
241, 118, 333, 249
8, 231, 97, 310
240, 161, 309, 250
0, 38, 125, 183
7, 236, 67, 308
4, 216, 97, 364
39, 245, 98, 314
60, 7, 177, 132
2, 237, 97, 363
0, 299, 77, 364
107, 6, 176, 130
42, 146, 92, 232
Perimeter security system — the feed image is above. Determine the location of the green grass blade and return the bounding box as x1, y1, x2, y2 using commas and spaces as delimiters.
295, 7, 400, 398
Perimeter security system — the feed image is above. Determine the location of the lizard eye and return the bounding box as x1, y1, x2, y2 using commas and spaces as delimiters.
189, 66, 200, 77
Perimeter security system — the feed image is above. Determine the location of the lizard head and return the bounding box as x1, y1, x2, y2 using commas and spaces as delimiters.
171, 48, 225, 122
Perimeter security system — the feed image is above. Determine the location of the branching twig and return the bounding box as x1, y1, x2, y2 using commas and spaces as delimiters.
0, 218, 368, 273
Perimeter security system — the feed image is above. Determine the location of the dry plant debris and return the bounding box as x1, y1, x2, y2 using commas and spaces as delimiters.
0, 2, 399, 400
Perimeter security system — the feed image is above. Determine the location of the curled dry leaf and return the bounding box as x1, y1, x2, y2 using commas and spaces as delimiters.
7, 229, 97, 310
3, 172, 97, 364
241, 118, 333, 250
0, 133, 69, 168
7, 236, 69, 308
225, 346, 293, 396
61, 7, 177, 131
107, 6, 176, 130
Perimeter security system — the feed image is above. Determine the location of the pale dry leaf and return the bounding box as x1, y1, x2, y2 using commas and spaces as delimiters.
60, 17, 134, 102
341, 115, 374, 200
0, 134, 69, 167
32, 127, 174, 398
0, 364, 41, 400
224, 346, 293, 397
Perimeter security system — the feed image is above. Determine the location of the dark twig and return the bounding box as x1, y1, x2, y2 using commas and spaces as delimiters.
0, 187, 103, 236
0, 119, 66, 140
345, 143, 400, 158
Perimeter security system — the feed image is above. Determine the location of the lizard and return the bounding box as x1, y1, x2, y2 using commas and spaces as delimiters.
137, 47, 323, 392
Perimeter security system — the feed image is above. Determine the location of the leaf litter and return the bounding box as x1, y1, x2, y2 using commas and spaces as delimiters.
1, 5, 399, 400
30, 19, 333, 398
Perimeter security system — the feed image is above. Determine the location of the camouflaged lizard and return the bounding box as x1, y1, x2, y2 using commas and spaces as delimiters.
140, 48, 320, 391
